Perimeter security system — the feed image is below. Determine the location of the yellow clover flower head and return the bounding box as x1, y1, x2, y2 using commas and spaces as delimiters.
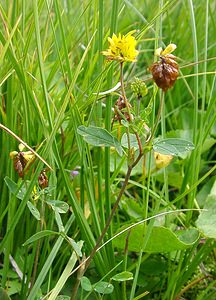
102, 30, 139, 62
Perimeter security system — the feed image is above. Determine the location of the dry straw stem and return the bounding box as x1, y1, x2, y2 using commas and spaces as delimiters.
0, 123, 53, 171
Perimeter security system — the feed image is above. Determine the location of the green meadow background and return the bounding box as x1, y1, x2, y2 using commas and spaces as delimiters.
0, 1, 215, 299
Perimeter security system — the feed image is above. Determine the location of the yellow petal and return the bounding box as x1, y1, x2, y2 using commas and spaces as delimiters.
155, 47, 163, 57
10, 151, 18, 159
18, 143, 25, 151
161, 44, 177, 56
154, 152, 173, 169
125, 30, 137, 37
102, 31, 138, 62
22, 151, 34, 161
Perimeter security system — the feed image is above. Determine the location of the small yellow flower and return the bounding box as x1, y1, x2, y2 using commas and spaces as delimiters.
154, 152, 173, 169
32, 185, 40, 201
102, 30, 139, 62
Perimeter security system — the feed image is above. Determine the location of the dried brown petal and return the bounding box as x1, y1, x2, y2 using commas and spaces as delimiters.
149, 56, 179, 92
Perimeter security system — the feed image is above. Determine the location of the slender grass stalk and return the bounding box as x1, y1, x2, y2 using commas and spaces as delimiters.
30, 193, 45, 289
103, 0, 119, 269
120, 62, 132, 121
27, 215, 75, 300
54, 1, 73, 83
194, 0, 209, 172
186, 0, 199, 224
130, 4, 163, 297
96, 0, 105, 231
33, 0, 53, 129
176, 275, 212, 300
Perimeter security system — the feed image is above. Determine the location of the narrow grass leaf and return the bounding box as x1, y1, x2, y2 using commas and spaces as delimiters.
93, 82, 121, 95
47, 241, 83, 300
68, 237, 83, 257
54, 211, 65, 232
27, 215, 75, 300
0, 288, 11, 300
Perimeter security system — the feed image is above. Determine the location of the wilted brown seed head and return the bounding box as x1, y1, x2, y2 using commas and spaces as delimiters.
113, 96, 131, 123
149, 55, 179, 92
38, 170, 48, 189
13, 153, 27, 178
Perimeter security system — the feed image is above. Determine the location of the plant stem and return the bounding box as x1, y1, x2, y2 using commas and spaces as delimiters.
71, 149, 143, 299
70, 255, 86, 300
147, 91, 164, 145
78, 89, 162, 280
84, 165, 132, 271
120, 62, 133, 121
175, 275, 212, 300
30, 193, 45, 289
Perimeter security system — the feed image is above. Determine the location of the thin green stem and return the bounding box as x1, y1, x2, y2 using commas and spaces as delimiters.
104, 0, 119, 246
71, 150, 143, 299
120, 62, 132, 122
186, 0, 199, 224
147, 91, 164, 145
30, 193, 45, 289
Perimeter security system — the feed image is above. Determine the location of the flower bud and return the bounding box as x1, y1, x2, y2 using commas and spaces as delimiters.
131, 77, 148, 98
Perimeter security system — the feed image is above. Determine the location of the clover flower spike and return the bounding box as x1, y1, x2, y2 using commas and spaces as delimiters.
102, 30, 139, 62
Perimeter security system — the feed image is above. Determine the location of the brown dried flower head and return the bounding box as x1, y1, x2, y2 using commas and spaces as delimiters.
10, 144, 35, 178
38, 169, 49, 189
113, 96, 131, 123
12, 153, 26, 177
149, 44, 179, 92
